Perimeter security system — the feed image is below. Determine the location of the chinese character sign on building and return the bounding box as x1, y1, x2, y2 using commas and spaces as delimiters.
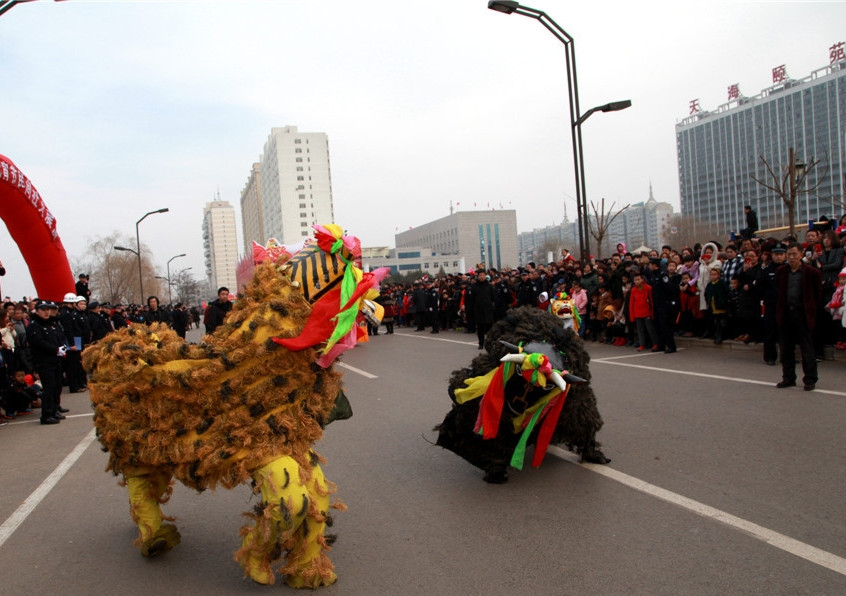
727, 84, 740, 101
772, 65, 787, 84
689, 99, 700, 115
831, 41, 845, 64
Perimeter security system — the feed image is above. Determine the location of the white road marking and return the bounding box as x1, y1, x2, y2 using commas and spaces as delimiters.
337, 362, 379, 379
393, 331, 477, 346
549, 446, 846, 576
0, 427, 97, 549
594, 349, 679, 360
592, 358, 846, 397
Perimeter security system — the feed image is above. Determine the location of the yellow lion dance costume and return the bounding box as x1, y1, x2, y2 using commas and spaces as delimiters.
83, 224, 385, 589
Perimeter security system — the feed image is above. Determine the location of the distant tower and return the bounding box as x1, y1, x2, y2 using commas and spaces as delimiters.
202, 195, 239, 294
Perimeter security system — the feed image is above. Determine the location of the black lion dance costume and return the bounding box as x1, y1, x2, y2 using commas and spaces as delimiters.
83, 224, 386, 588
436, 306, 609, 483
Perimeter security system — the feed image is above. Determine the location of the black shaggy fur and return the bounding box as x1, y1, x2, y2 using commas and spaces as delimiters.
435, 306, 609, 483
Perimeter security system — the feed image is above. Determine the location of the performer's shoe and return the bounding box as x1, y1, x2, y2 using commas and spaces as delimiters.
58, 406, 69, 413
141, 524, 181, 558
40, 417, 61, 425
803, 383, 816, 391
53, 412, 67, 420
776, 380, 796, 388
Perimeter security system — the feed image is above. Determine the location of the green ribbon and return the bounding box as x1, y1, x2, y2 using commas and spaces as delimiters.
324, 253, 359, 351
510, 406, 545, 470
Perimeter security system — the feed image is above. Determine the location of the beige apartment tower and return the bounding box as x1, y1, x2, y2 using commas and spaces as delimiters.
241, 126, 334, 248
202, 198, 239, 293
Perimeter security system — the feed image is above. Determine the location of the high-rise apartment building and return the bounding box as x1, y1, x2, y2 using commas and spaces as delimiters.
676, 54, 846, 235
202, 198, 239, 293
245, 126, 334, 246
240, 163, 263, 255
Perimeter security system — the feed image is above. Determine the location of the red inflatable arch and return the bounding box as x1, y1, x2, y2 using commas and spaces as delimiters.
0, 154, 74, 301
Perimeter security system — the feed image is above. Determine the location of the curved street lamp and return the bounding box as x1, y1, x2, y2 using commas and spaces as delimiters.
165, 253, 186, 305
0, 0, 68, 18
134, 208, 169, 303
488, 1, 631, 261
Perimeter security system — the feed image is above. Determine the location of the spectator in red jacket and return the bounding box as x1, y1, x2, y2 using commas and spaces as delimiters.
628, 272, 660, 352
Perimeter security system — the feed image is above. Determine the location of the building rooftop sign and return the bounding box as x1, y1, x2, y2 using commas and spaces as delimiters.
680, 41, 844, 126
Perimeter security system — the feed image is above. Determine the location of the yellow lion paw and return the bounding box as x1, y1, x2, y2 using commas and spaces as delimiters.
140, 523, 181, 558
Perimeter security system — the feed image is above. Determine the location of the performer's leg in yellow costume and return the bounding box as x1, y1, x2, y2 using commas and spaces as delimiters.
125, 468, 181, 557
236, 456, 337, 588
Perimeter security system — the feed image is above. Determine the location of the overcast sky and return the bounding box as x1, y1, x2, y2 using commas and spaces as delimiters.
1, 0, 844, 300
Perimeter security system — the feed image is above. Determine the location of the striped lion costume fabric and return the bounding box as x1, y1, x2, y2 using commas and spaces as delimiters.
83, 224, 385, 589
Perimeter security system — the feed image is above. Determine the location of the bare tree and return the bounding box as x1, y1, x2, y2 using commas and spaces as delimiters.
587, 198, 629, 259
76, 232, 161, 305
172, 268, 203, 305
751, 148, 827, 238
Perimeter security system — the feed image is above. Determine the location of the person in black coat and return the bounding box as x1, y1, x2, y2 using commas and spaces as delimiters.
469, 270, 495, 349
58, 294, 90, 393
741, 205, 759, 240
411, 282, 428, 331
204, 287, 232, 334
171, 303, 190, 339
759, 243, 787, 364
515, 270, 539, 307
111, 305, 129, 329
145, 296, 172, 327
26, 301, 67, 424
425, 281, 440, 333
86, 302, 110, 342
646, 258, 680, 353
75, 273, 92, 302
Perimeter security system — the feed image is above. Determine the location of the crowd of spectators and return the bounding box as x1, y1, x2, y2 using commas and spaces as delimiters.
372, 212, 846, 369
5, 211, 846, 422
0, 277, 204, 425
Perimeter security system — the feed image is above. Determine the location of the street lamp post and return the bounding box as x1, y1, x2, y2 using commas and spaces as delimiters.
134, 208, 169, 304
166, 253, 186, 305
488, 1, 631, 262
0, 0, 68, 18
114, 245, 139, 303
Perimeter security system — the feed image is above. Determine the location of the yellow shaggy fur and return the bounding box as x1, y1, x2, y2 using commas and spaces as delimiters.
83, 260, 345, 587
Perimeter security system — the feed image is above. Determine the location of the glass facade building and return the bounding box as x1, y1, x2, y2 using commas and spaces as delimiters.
676, 61, 846, 235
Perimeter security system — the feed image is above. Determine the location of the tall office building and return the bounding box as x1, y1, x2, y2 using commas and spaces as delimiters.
676, 52, 846, 235
202, 198, 239, 293
240, 163, 263, 255
247, 126, 334, 246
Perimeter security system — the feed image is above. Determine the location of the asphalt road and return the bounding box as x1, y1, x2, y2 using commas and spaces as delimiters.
2, 325, 846, 595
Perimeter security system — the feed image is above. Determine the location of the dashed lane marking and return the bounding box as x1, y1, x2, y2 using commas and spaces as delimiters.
337, 362, 379, 379
391, 330, 478, 346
